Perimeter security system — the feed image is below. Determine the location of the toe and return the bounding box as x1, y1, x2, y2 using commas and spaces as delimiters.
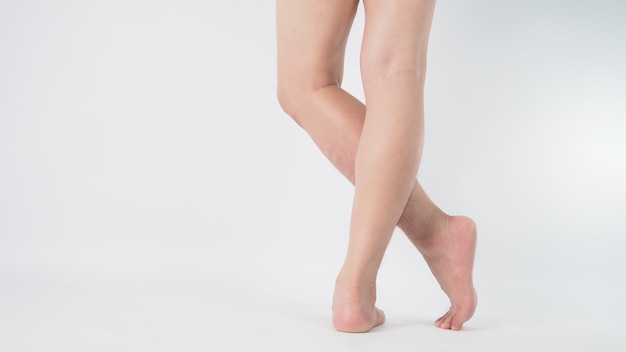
450, 317, 463, 331
441, 314, 453, 329
450, 310, 470, 331
436, 311, 453, 329
435, 312, 448, 328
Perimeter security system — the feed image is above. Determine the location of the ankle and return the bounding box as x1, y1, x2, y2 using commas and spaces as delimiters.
413, 211, 449, 251
335, 270, 377, 291
333, 274, 378, 313
425, 211, 449, 237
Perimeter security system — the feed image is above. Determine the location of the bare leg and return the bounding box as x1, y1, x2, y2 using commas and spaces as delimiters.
331, 0, 435, 333
277, 0, 476, 332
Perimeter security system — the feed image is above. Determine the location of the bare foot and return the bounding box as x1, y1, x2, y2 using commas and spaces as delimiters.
332, 278, 386, 333
417, 214, 477, 331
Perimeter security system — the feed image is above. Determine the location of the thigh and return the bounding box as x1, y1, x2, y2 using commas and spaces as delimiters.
276, 0, 359, 89
360, 0, 436, 82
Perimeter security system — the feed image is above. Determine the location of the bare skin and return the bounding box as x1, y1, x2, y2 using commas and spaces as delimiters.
277, 0, 477, 332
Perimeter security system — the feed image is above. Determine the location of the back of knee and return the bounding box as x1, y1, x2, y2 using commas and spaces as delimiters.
362, 65, 426, 88
361, 54, 427, 87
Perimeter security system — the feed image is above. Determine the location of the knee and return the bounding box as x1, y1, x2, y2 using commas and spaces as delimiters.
276, 71, 338, 125
278, 80, 317, 128
276, 80, 299, 120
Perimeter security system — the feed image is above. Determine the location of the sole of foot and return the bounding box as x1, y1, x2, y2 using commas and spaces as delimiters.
419, 215, 478, 331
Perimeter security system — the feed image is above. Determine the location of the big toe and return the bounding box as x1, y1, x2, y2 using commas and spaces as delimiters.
450, 314, 466, 331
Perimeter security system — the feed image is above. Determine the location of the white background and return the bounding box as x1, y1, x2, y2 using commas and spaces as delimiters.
1, 1, 625, 351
